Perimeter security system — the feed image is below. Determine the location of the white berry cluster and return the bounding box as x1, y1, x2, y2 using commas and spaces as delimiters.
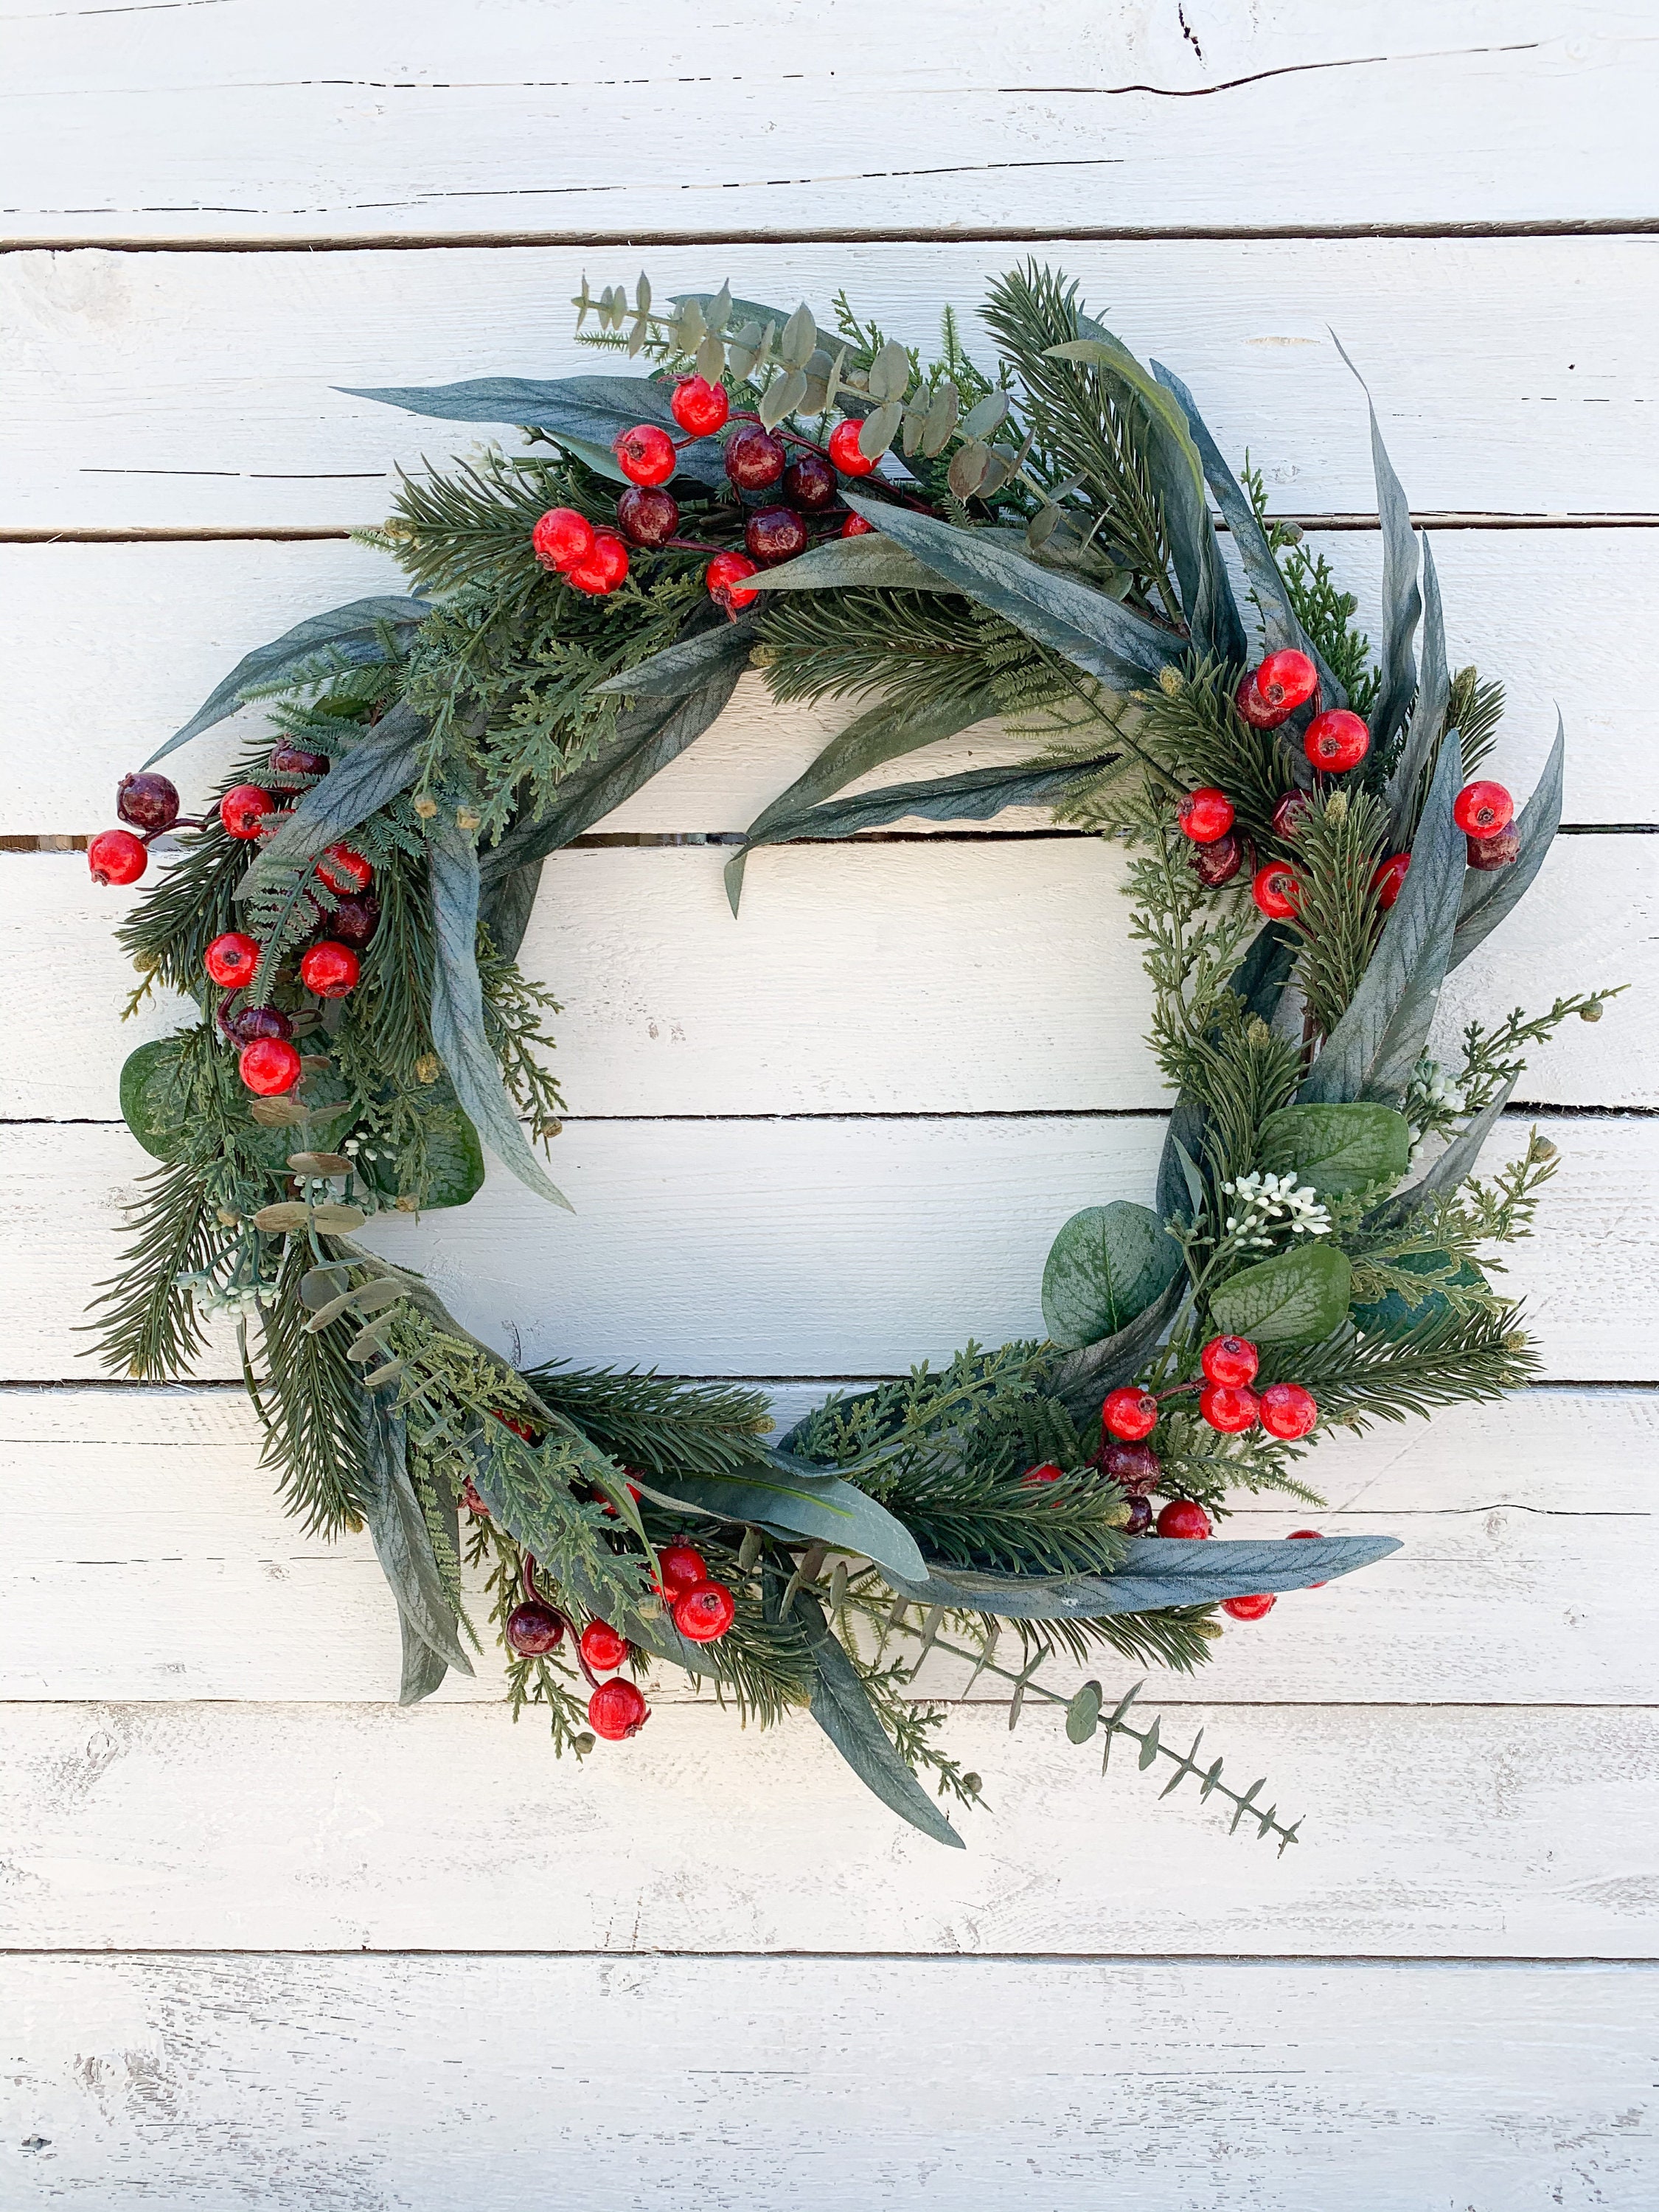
175, 1268, 279, 1321
1221, 1170, 1332, 1251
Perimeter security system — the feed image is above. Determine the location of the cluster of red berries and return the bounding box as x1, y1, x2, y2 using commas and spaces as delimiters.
530, 376, 881, 618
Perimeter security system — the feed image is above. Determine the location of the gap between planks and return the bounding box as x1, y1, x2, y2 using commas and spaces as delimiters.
1, 1946, 1654, 1966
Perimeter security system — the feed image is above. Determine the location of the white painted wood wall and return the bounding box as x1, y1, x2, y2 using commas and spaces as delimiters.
3, 5, 1655, 2203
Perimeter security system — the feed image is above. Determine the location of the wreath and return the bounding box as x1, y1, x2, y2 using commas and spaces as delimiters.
88, 265, 1613, 1854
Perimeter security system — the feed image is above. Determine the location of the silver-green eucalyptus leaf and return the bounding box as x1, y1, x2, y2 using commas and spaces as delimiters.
1450, 713, 1565, 970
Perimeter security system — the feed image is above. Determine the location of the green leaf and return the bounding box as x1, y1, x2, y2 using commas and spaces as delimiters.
1385, 533, 1450, 837
359, 1083, 484, 1212
119, 1031, 350, 1167
239, 700, 425, 892
340, 375, 729, 490
1361, 1071, 1517, 1235
1066, 1680, 1103, 1743
793, 1593, 964, 1849
1041, 1200, 1181, 1351
361, 1396, 473, 1700
1209, 1245, 1353, 1343
1352, 1249, 1488, 1340
1450, 714, 1565, 971
143, 596, 431, 767
744, 531, 953, 594
1256, 1102, 1411, 1197
1046, 1270, 1186, 1425
593, 613, 759, 698
740, 751, 1120, 844
1332, 335, 1419, 762
638, 1464, 925, 1583
886, 1534, 1399, 1617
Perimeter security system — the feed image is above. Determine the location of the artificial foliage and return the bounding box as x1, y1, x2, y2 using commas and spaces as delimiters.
88, 266, 1615, 1851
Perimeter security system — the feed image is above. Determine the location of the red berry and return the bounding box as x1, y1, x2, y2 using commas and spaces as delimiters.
616, 485, 680, 548
612, 422, 677, 488
1189, 830, 1244, 888
299, 940, 359, 998
1258, 1382, 1318, 1440
239, 1037, 302, 1095
506, 1599, 565, 1657
782, 453, 838, 512
1221, 1593, 1276, 1621
532, 507, 597, 574
1467, 826, 1520, 872
580, 1619, 630, 1672
674, 1579, 737, 1644
218, 1002, 291, 1047
317, 844, 372, 894
1272, 790, 1312, 840
461, 1478, 490, 1518
655, 1540, 707, 1600
1371, 852, 1411, 910
567, 531, 630, 597
1201, 1334, 1259, 1388
1288, 1527, 1327, 1587
1102, 1385, 1158, 1441
204, 931, 261, 987
1157, 1498, 1211, 1540
588, 1677, 650, 1740
1021, 1461, 1065, 1486
745, 505, 810, 566
1453, 780, 1514, 836
1200, 1382, 1260, 1433
1121, 1495, 1153, 1535
1252, 862, 1301, 919
116, 771, 180, 833
1304, 709, 1370, 773
1253, 650, 1320, 717
88, 829, 148, 886
1102, 1442, 1160, 1496
1178, 787, 1236, 845
706, 552, 759, 612
220, 785, 273, 840
1235, 673, 1287, 731
327, 893, 380, 949
841, 513, 874, 537
827, 419, 877, 477
669, 376, 730, 437
725, 423, 787, 490
270, 744, 330, 780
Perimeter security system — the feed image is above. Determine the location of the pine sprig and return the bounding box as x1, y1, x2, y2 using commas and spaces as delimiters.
1283, 785, 1391, 1040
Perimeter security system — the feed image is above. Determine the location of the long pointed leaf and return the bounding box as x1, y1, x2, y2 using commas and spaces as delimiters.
636, 1465, 925, 1582
886, 1534, 1399, 1618
745, 532, 953, 594
237, 700, 425, 894
1047, 1270, 1186, 1424
341, 375, 729, 488
794, 1592, 964, 1848
593, 613, 758, 697
746, 751, 1119, 843
1450, 714, 1565, 970
1332, 335, 1419, 761
1385, 535, 1450, 838
478, 857, 545, 964
1362, 1072, 1517, 1234
361, 1396, 473, 1697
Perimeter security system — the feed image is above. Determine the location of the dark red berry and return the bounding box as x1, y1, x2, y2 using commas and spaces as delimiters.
1102, 1385, 1158, 1441
1259, 1382, 1318, 1440
270, 745, 330, 780
506, 1599, 565, 1657
706, 552, 759, 612
88, 829, 147, 886
580, 1619, 629, 1672
204, 931, 261, 987
1021, 1461, 1065, 1486
462, 1478, 490, 1517
299, 941, 358, 998
220, 785, 273, 840
1288, 1527, 1327, 1586
532, 507, 596, 574
655, 1540, 707, 1600
1121, 1495, 1153, 1535
1102, 1441, 1160, 1496
827, 420, 876, 477
1372, 852, 1411, 909
1454, 780, 1514, 836
1467, 826, 1520, 871
318, 844, 372, 894
1252, 862, 1301, 919
616, 485, 680, 548
567, 532, 630, 597
725, 424, 787, 490
670, 377, 730, 437
1221, 1593, 1276, 1621
1253, 650, 1320, 716
1157, 1498, 1211, 1540
1272, 790, 1312, 840
240, 1037, 302, 1096
745, 505, 810, 566
588, 1677, 649, 1740
1235, 673, 1287, 731
1201, 1335, 1259, 1388
326, 894, 380, 949
613, 423, 677, 488
218, 1001, 291, 1047
1189, 830, 1244, 888
1178, 787, 1236, 844
673, 1579, 737, 1644
782, 453, 838, 512
1200, 1382, 1260, 1434
116, 771, 180, 832
841, 513, 874, 537
1304, 709, 1370, 773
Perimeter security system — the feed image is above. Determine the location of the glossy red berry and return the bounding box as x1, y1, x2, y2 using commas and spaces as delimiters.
567, 531, 630, 597
670, 376, 730, 437
1121, 1495, 1153, 1535
1272, 790, 1312, 840
270, 744, 330, 780
827, 419, 877, 477
1467, 825, 1520, 871
588, 1677, 650, 1740
616, 485, 680, 548
506, 1599, 565, 1656
706, 551, 759, 612
1288, 1527, 1327, 1586
461, 1478, 490, 1518
1189, 831, 1244, 889
725, 423, 787, 490
1102, 1385, 1158, 1441
580, 1618, 630, 1672
1258, 1382, 1318, 1440
841, 513, 874, 537
613, 422, 678, 488
1252, 862, 1301, 919
327, 893, 380, 948
1201, 1334, 1259, 1388
218, 1001, 291, 1047
655, 1540, 707, 1600
1235, 673, 1287, 731
299, 940, 359, 998
674, 1579, 737, 1644
1200, 1382, 1260, 1433
239, 1037, 302, 1096
1021, 1461, 1065, 1486
782, 453, 838, 512
1371, 852, 1411, 910
88, 829, 148, 886
1102, 1441, 1160, 1496
532, 507, 597, 574
317, 844, 372, 894
1221, 1593, 1276, 1621
745, 505, 810, 566
1253, 649, 1320, 717
1304, 709, 1370, 773
220, 785, 273, 839
204, 931, 261, 987
1178, 787, 1236, 845
1157, 1498, 1211, 1540
1454, 780, 1514, 836
116, 771, 180, 832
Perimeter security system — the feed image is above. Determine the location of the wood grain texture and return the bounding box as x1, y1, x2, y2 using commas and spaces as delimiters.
7, 1113, 1650, 1383
6, 0, 1652, 241
4, 527, 1651, 832
7, 238, 1659, 527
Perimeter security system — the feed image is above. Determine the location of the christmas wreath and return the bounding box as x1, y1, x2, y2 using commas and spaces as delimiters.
88, 266, 1613, 1852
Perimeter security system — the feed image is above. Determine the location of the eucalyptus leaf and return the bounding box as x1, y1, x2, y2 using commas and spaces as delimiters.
920, 380, 959, 457
1047, 1270, 1186, 1424
1209, 1245, 1352, 1343
960, 391, 1010, 440
858, 400, 904, 460
361, 1397, 473, 1698
866, 338, 911, 405
358, 1083, 485, 1212
887, 1534, 1399, 1618
1256, 1102, 1411, 1197
1333, 335, 1420, 763
640, 1465, 925, 1583
237, 700, 425, 891
794, 1592, 964, 1848
1450, 714, 1565, 970
1041, 1201, 1181, 1351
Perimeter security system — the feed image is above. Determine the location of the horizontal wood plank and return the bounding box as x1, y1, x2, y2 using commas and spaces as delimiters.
7, 239, 1659, 526
6, 1, 1652, 241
